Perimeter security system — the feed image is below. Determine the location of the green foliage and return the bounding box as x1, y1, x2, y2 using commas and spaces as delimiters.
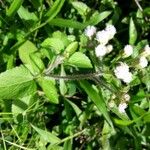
0, 0, 150, 149
0, 66, 36, 99
67, 52, 93, 68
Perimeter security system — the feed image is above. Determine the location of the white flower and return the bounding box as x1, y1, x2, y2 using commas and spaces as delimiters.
105, 24, 116, 40
84, 26, 96, 39
139, 56, 148, 68
123, 45, 133, 57
118, 103, 127, 113
124, 94, 130, 102
114, 63, 133, 83
106, 44, 113, 53
143, 44, 150, 57
95, 44, 107, 57
96, 30, 110, 45
122, 72, 132, 83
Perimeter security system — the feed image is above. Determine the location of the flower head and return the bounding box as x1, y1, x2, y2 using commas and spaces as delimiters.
114, 63, 132, 83
105, 24, 116, 40
84, 26, 96, 39
95, 44, 107, 57
118, 103, 127, 113
139, 56, 148, 68
96, 30, 109, 45
123, 45, 133, 57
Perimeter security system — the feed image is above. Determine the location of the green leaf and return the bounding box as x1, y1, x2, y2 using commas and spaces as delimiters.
6, 0, 24, 17
65, 98, 82, 118
129, 17, 137, 45
64, 42, 78, 58
18, 40, 37, 64
17, 6, 38, 22
68, 52, 93, 68
45, 0, 65, 23
49, 18, 86, 29
79, 80, 113, 127
29, 52, 45, 72
41, 38, 65, 54
85, 11, 112, 25
31, 124, 61, 144
52, 31, 70, 47
72, 1, 90, 18
38, 77, 59, 104
0, 66, 36, 99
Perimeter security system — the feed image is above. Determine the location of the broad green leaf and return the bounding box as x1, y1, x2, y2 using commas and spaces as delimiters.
85, 11, 112, 25
41, 38, 65, 54
38, 77, 59, 104
129, 17, 137, 45
68, 52, 93, 68
52, 31, 70, 47
18, 6, 38, 22
0, 66, 36, 99
79, 80, 113, 127
45, 0, 65, 23
18, 40, 37, 64
31, 124, 61, 144
6, 0, 24, 17
29, 52, 45, 72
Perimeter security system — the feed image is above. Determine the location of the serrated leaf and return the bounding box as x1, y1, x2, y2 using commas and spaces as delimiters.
129, 17, 137, 45
31, 124, 61, 144
68, 52, 93, 68
41, 38, 65, 54
79, 80, 113, 127
38, 77, 59, 104
0, 66, 36, 99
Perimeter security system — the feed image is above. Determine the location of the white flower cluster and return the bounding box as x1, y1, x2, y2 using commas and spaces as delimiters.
123, 44, 133, 57
96, 25, 116, 44
118, 93, 130, 113
85, 24, 116, 57
114, 63, 132, 83
138, 44, 150, 68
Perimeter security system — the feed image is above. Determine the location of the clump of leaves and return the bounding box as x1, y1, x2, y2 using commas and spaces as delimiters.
0, 0, 150, 149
